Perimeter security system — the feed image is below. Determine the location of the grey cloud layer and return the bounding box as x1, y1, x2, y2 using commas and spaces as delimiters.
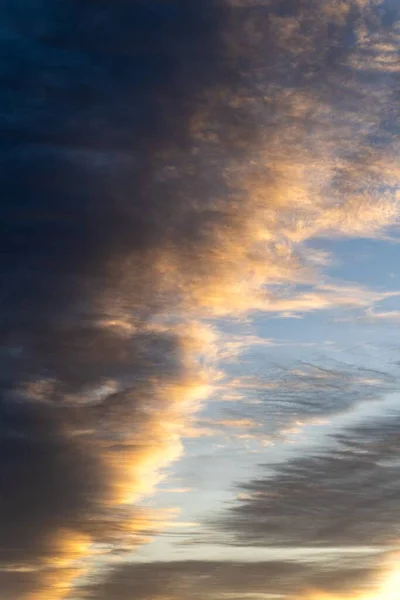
81, 555, 383, 600
215, 411, 400, 549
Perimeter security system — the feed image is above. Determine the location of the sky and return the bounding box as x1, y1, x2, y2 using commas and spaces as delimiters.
1, 1, 400, 599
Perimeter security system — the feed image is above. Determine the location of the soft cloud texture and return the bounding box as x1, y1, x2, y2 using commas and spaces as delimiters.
80, 554, 388, 600
1, 0, 400, 598
215, 411, 400, 549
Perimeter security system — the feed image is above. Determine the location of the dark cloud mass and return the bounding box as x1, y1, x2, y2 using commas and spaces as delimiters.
1, 1, 230, 596
1, 0, 400, 598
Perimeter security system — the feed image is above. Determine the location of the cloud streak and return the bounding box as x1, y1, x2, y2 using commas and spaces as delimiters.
80, 554, 388, 600
214, 410, 400, 550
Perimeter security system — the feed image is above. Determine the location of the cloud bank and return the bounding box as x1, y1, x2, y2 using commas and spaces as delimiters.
1, 0, 400, 597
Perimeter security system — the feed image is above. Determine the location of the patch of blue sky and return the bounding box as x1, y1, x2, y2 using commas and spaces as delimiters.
307, 237, 400, 290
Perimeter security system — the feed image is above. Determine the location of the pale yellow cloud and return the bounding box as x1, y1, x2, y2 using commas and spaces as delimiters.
216, 418, 261, 429
364, 308, 400, 322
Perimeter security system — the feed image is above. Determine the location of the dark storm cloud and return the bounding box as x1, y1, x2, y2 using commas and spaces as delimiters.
0, 0, 226, 318
215, 411, 400, 549
1, 0, 400, 598
1, 1, 230, 595
80, 555, 383, 600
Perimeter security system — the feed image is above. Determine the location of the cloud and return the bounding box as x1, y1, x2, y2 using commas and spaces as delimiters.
80, 554, 386, 600
215, 357, 398, 440
0, 1, 226, 596
1, 0, 400, 597
361, 307, 400, 322
159, 487, 193, 494
213, 410, 400, 549
0, 323, 215, 598
180, 354, 399, 446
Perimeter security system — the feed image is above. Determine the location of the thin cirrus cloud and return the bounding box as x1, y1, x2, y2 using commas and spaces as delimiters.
209, 348, 399, 438
1, 0, 400, 598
